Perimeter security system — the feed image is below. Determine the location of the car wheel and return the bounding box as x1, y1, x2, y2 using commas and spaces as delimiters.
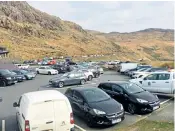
128, 103, 137, 114
1, 81, 6, 87
95, 73, 99, 78
37, 71, 39, 74
88, 75, 93, 81
58, 82, 64, 88
86, 114, 94, 127
48, 72, 51, 75
80, 79, 85, 85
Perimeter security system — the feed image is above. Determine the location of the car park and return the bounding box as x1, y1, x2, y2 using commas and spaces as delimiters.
130, 71, 175, 94
98, 81, 160, 114
36, 66, 58, 75
49, 72, 87, 88
0, 69, 17, 86
65, 87, 125, 127
13, 90, 74, 131
12, 69, 36, 80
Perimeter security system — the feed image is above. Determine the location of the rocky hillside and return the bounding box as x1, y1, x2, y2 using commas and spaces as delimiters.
0, 1, 174, 61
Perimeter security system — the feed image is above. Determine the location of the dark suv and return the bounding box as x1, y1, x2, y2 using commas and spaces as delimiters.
0, 69, 17, 86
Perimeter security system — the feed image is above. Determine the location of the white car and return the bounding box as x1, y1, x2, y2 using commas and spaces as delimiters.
130, 71, 175, 94
15, 64, 29, 69
77, 69, 94, 81
13, 90, 74, 131
36, 66, 58, 75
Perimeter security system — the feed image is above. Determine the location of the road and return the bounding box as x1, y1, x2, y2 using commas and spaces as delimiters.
0, 71, 173, 131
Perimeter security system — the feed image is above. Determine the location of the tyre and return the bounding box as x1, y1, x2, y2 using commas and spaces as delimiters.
48, 72, 51, 75
80, 79, 85, 85
86, 114, 94, 127
88, 75, 93, 81
0, 81, 6, 87
37, 71, 39, 74
128, 103, 137, 114
58, 81, 64, 88
95, 73, 99, 78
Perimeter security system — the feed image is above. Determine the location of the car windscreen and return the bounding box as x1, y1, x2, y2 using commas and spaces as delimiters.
0, 69, 12, 75
120, 83, 144, 94
83, 88, 110, 103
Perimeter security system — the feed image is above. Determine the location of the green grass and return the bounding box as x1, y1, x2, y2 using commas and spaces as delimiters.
117, 120, 174, 131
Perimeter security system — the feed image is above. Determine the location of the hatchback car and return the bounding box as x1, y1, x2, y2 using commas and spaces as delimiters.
65, 87, 124, 127
49, 72, 87, 88
98, 81, 160, 114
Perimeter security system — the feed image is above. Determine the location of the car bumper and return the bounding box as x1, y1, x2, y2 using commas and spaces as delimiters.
7, 80, 16, 85
137, 101, 160, 112
90, 111, 125, 126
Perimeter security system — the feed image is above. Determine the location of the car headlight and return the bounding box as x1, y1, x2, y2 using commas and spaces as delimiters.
137, 98, 148, 103
120, 104, 123, 110
6, 77, 12, 80
93, 109, 106, 115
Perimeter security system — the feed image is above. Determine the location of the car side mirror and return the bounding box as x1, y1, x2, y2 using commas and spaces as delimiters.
13, 102, 18, 107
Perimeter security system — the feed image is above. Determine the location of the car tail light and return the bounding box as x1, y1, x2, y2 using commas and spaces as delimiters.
25, 120, 30, 131
70, 113, 74, 124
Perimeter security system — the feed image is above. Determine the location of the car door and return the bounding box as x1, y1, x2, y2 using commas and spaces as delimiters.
100, 83, 113, 95
111, 85, 126, 104
156, 73, 172, 94
38, 67, 44, 74
66, 73, 76, 85
71, 91, 85, 117
73, 73, 81, 84
142, 74, 158, 92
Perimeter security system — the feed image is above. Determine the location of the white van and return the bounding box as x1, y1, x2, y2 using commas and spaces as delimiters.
13, 90, 74, 131
119, 63, 138, 73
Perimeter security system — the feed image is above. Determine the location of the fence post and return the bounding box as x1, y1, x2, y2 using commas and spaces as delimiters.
2, 120, 5, 131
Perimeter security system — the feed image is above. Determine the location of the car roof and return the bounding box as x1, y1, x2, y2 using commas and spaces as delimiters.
100, 81, 129, 84
71, 87, 98, 92
24, 90, 67, 105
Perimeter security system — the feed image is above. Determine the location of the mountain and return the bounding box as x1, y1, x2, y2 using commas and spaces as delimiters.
0, 1, 174, 62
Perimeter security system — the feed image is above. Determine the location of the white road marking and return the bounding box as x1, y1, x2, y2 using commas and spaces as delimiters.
2, 120, 5, 131
75, 124, 86, 131
160, 97, 173, 105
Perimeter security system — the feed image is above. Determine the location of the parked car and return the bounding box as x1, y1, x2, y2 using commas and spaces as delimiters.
88, 67, 101, 78
0, 69, 17, 86
98, 81, 160, 114
10, 71, 26, 82
15, 64, 30, 69
13, 90, 74, 131
36, 66, 58, 75
65, 87, 125, 127
51, 64, 70, 73
12, 69, 36, 80
76, 69, 94, 81
130, 71, 175, 94
49, 72, 87, 88
128, 65, 152, 76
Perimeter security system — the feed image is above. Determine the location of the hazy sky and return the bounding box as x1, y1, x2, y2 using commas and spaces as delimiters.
28, 1, 174, 33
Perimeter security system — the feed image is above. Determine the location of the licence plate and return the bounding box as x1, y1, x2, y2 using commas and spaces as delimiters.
112, 118, 121, 124
153, 106, 159, 110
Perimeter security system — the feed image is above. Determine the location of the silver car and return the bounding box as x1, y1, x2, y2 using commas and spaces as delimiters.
49, 72, 87, 88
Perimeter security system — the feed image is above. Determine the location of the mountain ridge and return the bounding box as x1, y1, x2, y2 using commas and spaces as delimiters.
0, 1, 173, 62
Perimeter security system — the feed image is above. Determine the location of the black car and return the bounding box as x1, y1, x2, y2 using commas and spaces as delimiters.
65, 87, 124, 127
0, 69, 17, 86
12, 69, 36, 80
51, 64, 70, 73
98, 81, 160, 114
10, 71, 26, 82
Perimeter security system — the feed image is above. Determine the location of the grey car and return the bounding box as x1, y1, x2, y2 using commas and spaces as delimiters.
49, 72, 87, 88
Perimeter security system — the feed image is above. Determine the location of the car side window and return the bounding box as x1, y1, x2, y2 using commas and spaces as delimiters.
69, 73, 75, 78
146, 74, 158, 80
18, 96, 22, 107
73, 91, 83, 102
39, 67, 44, 69
158, 74, 170, 80
66, 89, 73, 97
101, 83, 112, 91
112, 85, 123, 93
